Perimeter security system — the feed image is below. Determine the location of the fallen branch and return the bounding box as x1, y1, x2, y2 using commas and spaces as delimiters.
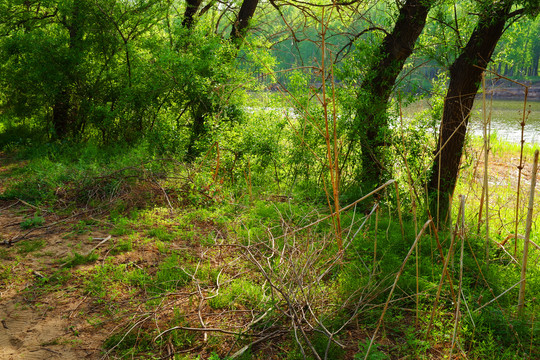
229, 330, 283, 359
85, 235, 112, 256
2, 207, 104, 246
154, 326, 259, 341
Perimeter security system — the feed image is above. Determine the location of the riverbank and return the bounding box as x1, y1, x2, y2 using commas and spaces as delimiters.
485, 82, 540, 100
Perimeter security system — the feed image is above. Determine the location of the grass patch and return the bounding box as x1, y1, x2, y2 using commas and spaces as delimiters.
20, 215, 45, 229
149, 254, 192, 295
16, 238, 46, 254
61, 252, 99, 268
208, 278, 266, 310
84, 260, 150, 301
146, 226, 177, 242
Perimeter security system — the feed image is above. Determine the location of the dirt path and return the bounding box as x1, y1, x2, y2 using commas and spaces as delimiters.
0, 201, 112, 359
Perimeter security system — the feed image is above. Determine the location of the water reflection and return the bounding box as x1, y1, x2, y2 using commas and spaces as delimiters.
468, 100, 540, 144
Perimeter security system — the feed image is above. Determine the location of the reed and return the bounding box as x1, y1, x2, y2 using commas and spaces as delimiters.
517, 149, 539, 316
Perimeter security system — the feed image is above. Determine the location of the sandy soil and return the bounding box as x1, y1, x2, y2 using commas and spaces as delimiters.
0, 199, 112, 359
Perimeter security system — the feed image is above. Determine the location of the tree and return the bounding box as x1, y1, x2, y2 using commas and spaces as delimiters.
352, 0, 433, 190
428, 0, 540, 224
230, 0, 260, 44
184, 0, 262, 160
183, 0, 203, 29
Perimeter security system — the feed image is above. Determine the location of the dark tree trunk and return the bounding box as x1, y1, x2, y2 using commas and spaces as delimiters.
428, 1, 512, 224
182, 0, 202, 29
52, 89, 71, 139
52, 0, 82, 140
185, 106, 206, 161
356, 0, 431, 190
230, 0, 259, 45
182, 0, 259, 162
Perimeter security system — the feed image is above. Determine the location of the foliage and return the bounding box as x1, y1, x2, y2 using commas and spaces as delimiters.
208, 278, 266, 310
149, 254, 192, 295
0, 1, 539, 359
354, 339, 390, 360
20, 215, 45, 229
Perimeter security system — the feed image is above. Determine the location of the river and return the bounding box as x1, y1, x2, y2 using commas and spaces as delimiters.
404, 99, 540, 145
468, 99, 540, 145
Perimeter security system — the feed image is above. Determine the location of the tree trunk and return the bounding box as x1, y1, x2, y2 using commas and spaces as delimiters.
428, 1, 512, 224
52, 0, 82, 140
230, 0, 260, 45
355, 0, 432, 190
52, 89, 71, 139
185, 105, 206, 161
182, 0, 202, 29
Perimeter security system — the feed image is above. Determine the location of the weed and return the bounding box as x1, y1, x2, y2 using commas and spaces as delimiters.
103, 330, 154, 357
0, 262, 17, 287
110, 236, 134, 255
208, 352, 226, 360
402, 326, 430, 357
84, 260, 150, 300
208, 278, 266, 310
155, 240, 169, 253
71, 219, 97, 234
110, 216, 134, 236
196, 262, 220, 287
150, 254, 192, 295
311, 331, 345, 360
163, 309, 197, 349
20, 215, 45, 229
147, 226, 177, 242
16, 238, 46, 254
354, 339, 390, 360
0, 248, 13, 260
37, 269, 71, 289
61, 252, 99, 268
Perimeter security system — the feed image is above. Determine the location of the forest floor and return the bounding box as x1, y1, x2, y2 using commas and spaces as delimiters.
0, 201, 110, 359
0, 144, 538, 359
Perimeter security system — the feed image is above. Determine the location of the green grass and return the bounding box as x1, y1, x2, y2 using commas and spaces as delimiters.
84, 260, 150, 301
208, 278, 266, 310
146, 226, 177, 242
0, 134, 538, 359
61, 252, 99, 268
149, 254, 192, 296
20, 215, 45, 229
16, 239, 46, 254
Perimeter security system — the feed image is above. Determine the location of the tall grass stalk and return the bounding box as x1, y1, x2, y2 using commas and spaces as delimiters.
363, 219, 431, 360
398, 98, 420, 326
481, 73, 491, 268
517, 149, 538, 316
373, 204, 379, 273
319, 8, 342, 251
450, 195, 466, 359
475, 68, 531, 257
427, 218, 457, 303
426, 196, 465, 337
514, 86, 529, 257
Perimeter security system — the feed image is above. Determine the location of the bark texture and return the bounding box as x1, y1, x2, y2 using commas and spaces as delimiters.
182, 0, 202, 29
230, 0, 260, 44
356, 0, 432, 189
428, 1, 513, 223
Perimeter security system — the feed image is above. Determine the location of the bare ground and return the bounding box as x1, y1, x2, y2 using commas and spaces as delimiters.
0, 203, 112, 359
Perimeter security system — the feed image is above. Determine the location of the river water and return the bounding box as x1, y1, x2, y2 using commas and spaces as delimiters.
405, 99, 540, 145
468, 99, 540, 144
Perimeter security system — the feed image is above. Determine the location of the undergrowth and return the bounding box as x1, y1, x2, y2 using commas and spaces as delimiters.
0, 141, 538, 360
